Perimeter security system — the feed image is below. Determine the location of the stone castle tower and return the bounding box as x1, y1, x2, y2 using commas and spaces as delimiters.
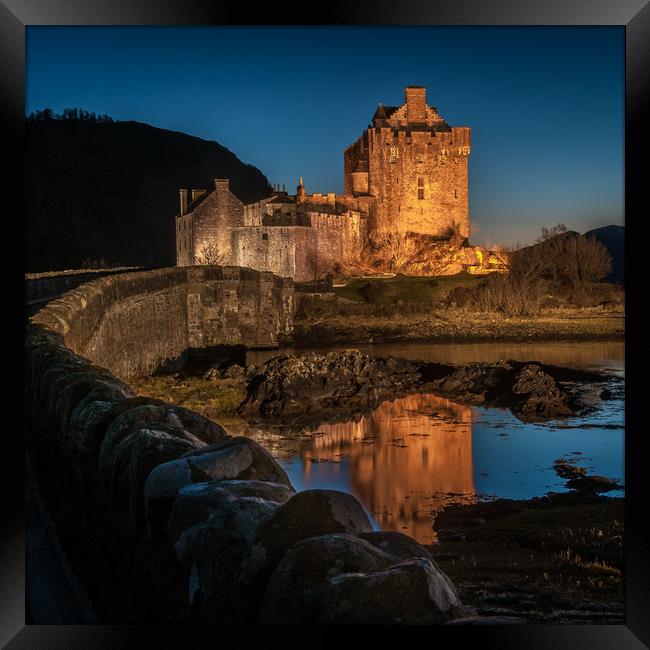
343, 86, 471, 239
176, 85, 478, 280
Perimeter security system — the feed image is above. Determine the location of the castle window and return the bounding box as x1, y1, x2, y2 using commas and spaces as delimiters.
389, 146, 399, 163
417, 177, 424, 187
418, 189, 425, 200
262, 233, 268, 240
454, 189, 458, 199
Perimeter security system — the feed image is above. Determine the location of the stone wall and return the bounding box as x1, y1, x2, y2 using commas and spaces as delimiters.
30, 266, 294, 381
25, 267, 140, 306
24, 265, 467, 624
232, 226, 319, 283
308, 211, 369, 272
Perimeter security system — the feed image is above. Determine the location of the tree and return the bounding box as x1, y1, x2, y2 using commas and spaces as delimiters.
195, 242, 227, 266
535, 223, 568, 244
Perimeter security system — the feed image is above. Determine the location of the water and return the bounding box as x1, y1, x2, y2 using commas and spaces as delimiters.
244, 342, 624, 544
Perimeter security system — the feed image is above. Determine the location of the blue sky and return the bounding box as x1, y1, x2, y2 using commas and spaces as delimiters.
26, 26, 624, 247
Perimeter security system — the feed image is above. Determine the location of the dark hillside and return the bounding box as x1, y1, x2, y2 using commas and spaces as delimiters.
26, 119, 272, 271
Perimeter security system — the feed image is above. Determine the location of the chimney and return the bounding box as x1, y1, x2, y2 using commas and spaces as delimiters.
405, 86, 427, 123
214, 178, 229, 192
296, 176, 306, 205
179, 189, 188, 215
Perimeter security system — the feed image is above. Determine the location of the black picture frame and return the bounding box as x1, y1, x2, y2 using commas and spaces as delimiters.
5, 1, 648, 646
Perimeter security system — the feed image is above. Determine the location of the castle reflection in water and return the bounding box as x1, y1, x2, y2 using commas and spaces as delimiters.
274, 394, 476, 544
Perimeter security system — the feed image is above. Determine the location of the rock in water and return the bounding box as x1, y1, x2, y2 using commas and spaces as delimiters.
240, 350, 423, 419
511, 364, 572, 418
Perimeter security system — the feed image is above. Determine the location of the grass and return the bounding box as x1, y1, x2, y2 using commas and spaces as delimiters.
429, 494, 625, 623
333, 272, 481, 305
130, 375, 247, 424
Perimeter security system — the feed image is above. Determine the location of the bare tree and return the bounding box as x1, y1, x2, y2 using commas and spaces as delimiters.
195, 242, 227, 266
535, 223, 568, 244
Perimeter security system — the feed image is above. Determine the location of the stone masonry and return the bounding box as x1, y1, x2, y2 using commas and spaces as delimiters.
176, 86, 471, 279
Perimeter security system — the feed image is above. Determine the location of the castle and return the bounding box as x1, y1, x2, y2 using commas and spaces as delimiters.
176, 86, 471, 281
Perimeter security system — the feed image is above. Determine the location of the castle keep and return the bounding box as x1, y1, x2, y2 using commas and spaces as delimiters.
176, 86, 471, 281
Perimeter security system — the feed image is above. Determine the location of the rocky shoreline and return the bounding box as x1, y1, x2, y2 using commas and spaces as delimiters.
238, 349, 614, 425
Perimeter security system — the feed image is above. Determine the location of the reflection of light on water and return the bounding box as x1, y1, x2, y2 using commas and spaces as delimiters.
241, 343, 624, 546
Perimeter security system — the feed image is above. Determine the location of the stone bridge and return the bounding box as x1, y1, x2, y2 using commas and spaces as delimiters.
28, 266, 294, 380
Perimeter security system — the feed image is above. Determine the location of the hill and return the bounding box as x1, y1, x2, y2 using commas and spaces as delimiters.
26, 119, 272, 272
584, 225, 624, 284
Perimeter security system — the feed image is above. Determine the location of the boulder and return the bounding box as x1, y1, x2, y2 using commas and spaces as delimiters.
511, 364, 572, 418
258, 533, 396, 624
167, 479, 294, 563
358, 531, 435, 563
144, 437, 292, 539
235, 490, 374, 622
222, 364, 246, 380
98, 400, 223, 509
319, 557, 464, 624
253, 490, 374, 569
128, 429, 202, 531
164, 480, 293, 623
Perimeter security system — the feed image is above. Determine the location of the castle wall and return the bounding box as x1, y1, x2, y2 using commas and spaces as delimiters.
232, 226, 318, 283
308, 210, 369, 272
244, 197, 297, 226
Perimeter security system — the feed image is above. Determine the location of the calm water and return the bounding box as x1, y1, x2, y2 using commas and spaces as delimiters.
244, 342, 624, 544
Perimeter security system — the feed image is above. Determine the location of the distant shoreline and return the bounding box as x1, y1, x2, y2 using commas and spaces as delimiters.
292, 308, 624, 347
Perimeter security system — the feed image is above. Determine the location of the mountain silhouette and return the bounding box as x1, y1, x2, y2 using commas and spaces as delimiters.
26, 119, 272, 272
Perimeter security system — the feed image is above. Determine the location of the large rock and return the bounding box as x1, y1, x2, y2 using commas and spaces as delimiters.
319, 557, 464, 624
511, 364, 572, 418
234, 490, 375, 622
98, 399, 228, 510
258, 533, 397, 624
253, 489, 374, 569
240, 350, 424, 419
163, 479, 293, 623
358, 531, 435, 563
430, 360, 577, 420
167, 479, 294, 563
128, 428, 202, 531
430, 361, 513, 399
144, 437, 292, 539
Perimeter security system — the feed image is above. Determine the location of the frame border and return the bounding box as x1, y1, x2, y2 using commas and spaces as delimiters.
5, 1, 648, 646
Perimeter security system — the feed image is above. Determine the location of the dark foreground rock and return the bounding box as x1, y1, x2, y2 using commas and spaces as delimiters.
319, 558, 465, 624
144, 436, 293, 539
240, 350, 603, 423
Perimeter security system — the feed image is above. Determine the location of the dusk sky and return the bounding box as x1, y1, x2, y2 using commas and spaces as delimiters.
26, 26, 624, 247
